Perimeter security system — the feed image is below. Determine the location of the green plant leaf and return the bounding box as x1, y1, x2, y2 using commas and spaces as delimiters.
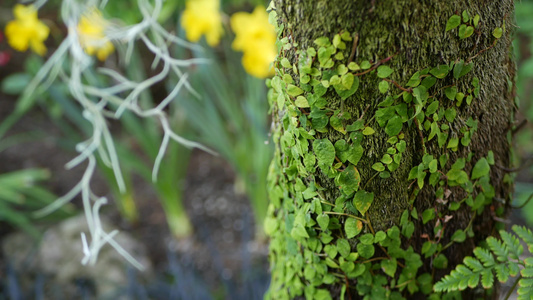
379, 80, 389, 93
453, 60, 473, 79
362, 126, 375, 135
345, 218, 362, 239
481, 269, 493, 289
1, 73, 32, 95
335, 76, 360, 100
426, 101, 439, 115
360, 60, 371, 69
462, 10, 470, 22
360, 233, 374, 245
381, 258, 397, 277
445, 87, 457, 100
473, 14, 480, 28
353, 190, 374, 216
287, 84, 304, 96
471, 158, 490, 180
295, 96, 310, 108
422, 209, 435, 224
514, 226, 533, 253
324, 244, 338, 258
313, 139, 335, 170
357, 243, 375, 259
381, 154, 393, 165
458, 24, 467, 39
493, 27, 503, 39
446, 15, 462, 31
348, 62, 361, 71
430, 65, 449, 79
474, 247, 495, 267
434, 253, 448, 269
336, 165, 361, 195
377, 65, 394, 78
337, 239, 351, 258
487, 236, 509, 262
461, 26, 474, 39
452, 229, 466, 242
346, 145, 364, 166
317, 213, 330, 231
372, 162, 385, 172
314, 37, 331, 47
445, 108, 457, 122
385, 116, 403, 136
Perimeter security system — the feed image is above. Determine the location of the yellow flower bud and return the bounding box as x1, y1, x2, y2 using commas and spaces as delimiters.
5, 4, 50, 56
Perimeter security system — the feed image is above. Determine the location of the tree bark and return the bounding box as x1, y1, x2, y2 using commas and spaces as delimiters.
265, 0, 515, 299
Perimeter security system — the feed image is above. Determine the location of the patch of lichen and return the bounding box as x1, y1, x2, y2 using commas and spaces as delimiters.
265, 1, 515, 299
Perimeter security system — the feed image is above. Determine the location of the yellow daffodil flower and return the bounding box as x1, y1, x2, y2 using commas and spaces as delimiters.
231, 6, 276, 78
181, 0, 223, 46
5, 4, 50, 56
77, 8, 114, 61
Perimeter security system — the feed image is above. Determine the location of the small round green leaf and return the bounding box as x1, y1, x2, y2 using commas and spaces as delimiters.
471, 157, 490, 180
345, 218, 363, 239
377, 65, 394, 78
446, 15, 461, 32
363, 126, 375, 135
379, 80, 389, 94
493, 27, 503, 39
353, 190, 374, 216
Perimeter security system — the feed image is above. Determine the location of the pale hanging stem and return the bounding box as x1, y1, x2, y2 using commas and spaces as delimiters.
26, 0, 212, 270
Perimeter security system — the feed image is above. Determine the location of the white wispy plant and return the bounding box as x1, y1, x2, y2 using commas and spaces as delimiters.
26, 0, 211, 270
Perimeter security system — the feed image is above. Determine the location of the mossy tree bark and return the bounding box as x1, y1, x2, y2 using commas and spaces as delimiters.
265, 0, 515, 299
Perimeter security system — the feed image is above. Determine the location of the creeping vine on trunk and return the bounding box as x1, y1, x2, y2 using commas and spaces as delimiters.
264, 1, 515, 299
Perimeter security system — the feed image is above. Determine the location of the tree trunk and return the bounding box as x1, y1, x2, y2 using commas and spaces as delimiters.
264, 0, 515, 299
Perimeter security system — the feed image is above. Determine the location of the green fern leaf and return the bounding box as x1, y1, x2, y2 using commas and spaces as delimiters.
436, 230, 533, 295
487, 236, 508, 262
520, 278, 533, 288
525, 257, 533, 268
513, 225, 533, 253
509, 262, 520, 277
456, 264, 473, 275
467, 273, 480, 289
501, 231, 523, 259
519, 277, 533, 300
434, 269, 464, 292
522, 267, 533, 278
464, 256, 484, 272
495, 264, 510, 283
474, 247, 495, 267
480, 269, 493, 289
518, 283, 533, 300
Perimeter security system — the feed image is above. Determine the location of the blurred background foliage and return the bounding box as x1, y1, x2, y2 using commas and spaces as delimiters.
1, 0, 273, 298
0, 0, 273, 240
513, 0, 533, 225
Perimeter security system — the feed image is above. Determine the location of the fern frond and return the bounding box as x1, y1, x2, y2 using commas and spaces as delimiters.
518, 263, 533, 299
518, 282, 533, 300
434, 268, 466, 292
436, 227, 533, 295
513, 225, 533, 253
501, 231, 523, 260
487, 236, 509, 263
473, 247, 495, 267
480, 269, 493, 289
519, 278, 533, 288
464, 256, 484, 272
495, 263, 510, 283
